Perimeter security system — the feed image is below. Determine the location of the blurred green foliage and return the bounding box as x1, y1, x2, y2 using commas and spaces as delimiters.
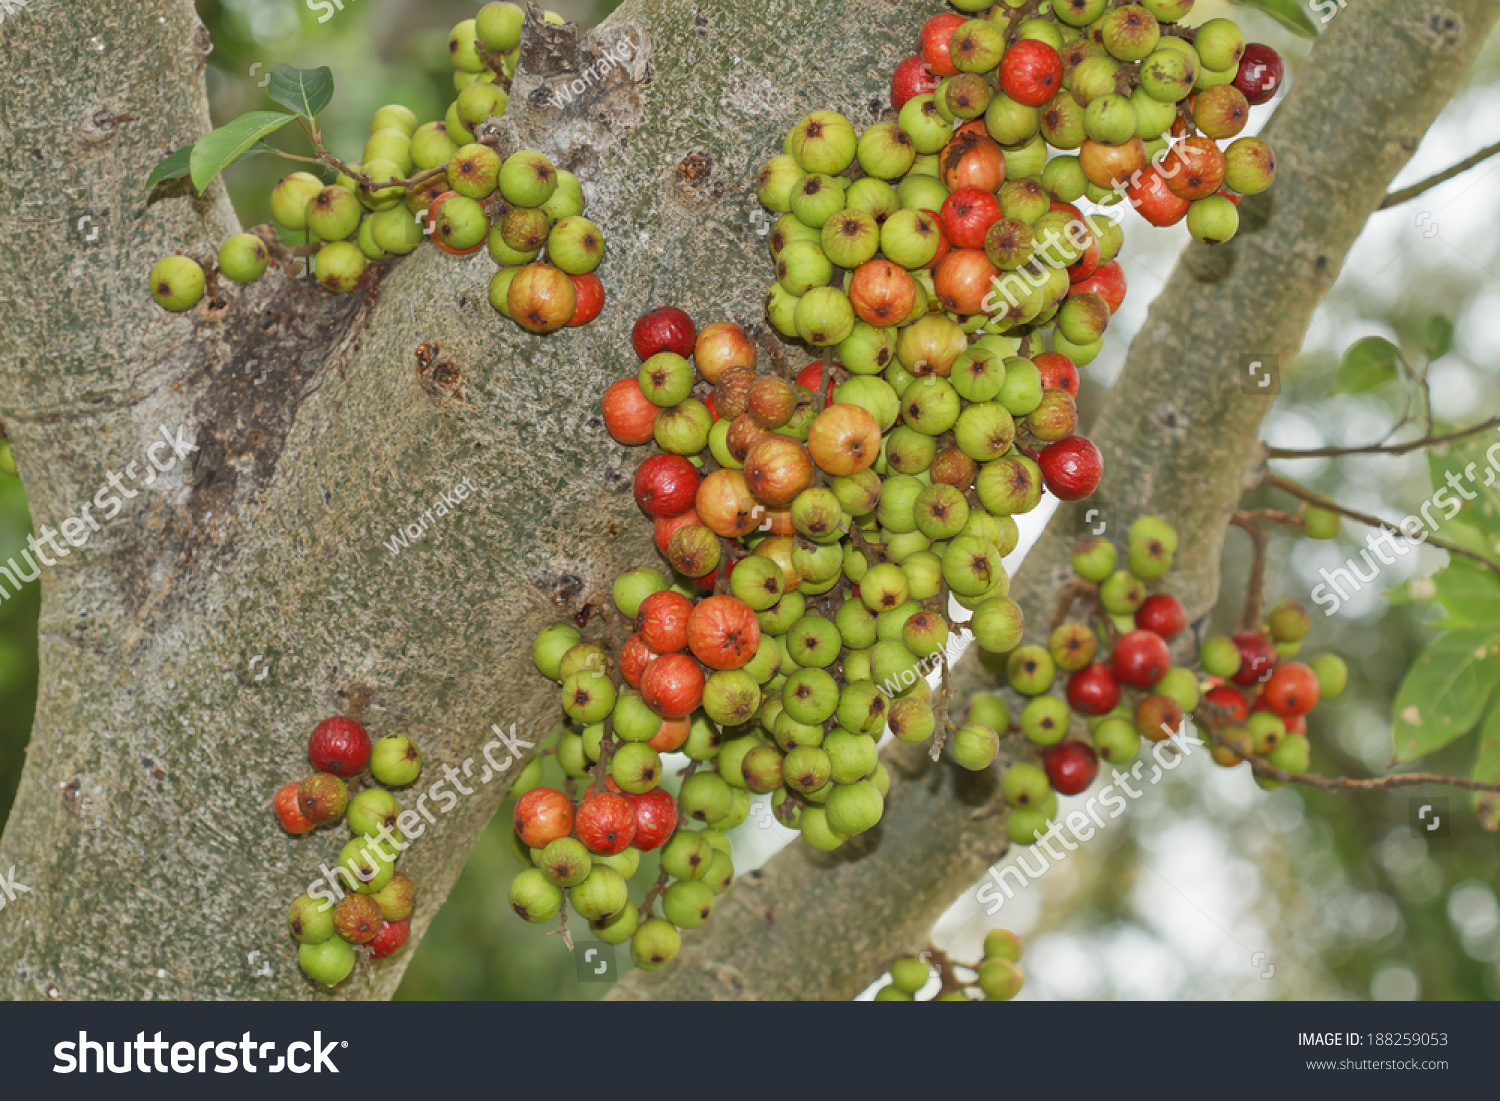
0, 463, 41, 833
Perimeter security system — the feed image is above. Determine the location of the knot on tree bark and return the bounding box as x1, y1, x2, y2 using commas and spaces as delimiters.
507, 3, 651, 181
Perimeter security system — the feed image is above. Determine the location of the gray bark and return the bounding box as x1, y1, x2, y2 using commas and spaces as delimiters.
608, 0, 1500, 1000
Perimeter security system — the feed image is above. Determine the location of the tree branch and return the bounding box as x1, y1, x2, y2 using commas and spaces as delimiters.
1263, 416, 1500, 460
1261, 471, 1500, 574
1378, 138, 1500, 209
1200, 723, 1500, 795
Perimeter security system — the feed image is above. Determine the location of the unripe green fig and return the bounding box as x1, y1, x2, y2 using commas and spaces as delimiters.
299, 938, 356, 986
1006, 806, 1050, 845
1309, 653, 1348, 698
1002, 761, 1052, 807
824, 779, 884, 835
358, 215, 393, 260
1268, 599, 1311, 643
448, 18, 485, 71
456, 80, 508, 131
363, 128, 413, 175
445, 144, 501, 201
337, 836, 396, 895
548, 215, 605, 275
976, 957, 1025, 999
540, 169, 586, 222
631, 918, 682, 970
983, 927, 1023, 962
307, 185, 364, 242
659, 829, 712, 880
148, 255, 205, 312
1200, 636, 1241, 679
532, 623, 580, 680
357, 159, 406, 211
444, 101, 476, 145
477, 0, 524, 50
313, 241, 367, 294
1268, 733, 1311, 773
508, 867, 563, 923
432, 194, 490, 251
890, 956, 931, 994
662, 878, 716, 928
370, 733, 423, 786
953, 722, 1001, 770
798, 805, 848, 851
591, 900, 639, 945
571, 865, 628, 921
288, 894, 335, 945
1301, 504, 1341, 540
538, 837, 592, 888
499, 149, 558, 207
217, 234, 269, 283
270, 171, 324, 229
347, 787, 401, 840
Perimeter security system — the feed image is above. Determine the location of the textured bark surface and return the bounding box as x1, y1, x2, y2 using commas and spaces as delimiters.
0, 0, 955, 1000
608, 0, 1500, 1001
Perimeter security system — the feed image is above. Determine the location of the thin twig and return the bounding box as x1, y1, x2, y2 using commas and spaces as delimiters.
475, 43, 516, 89
1048, 578, 1097, 634
1201, 721, 1500, 795
641, 865, 671, 917
812, 352, 837, 415
1002, 0, 1044, 45
1263, 417, 1500, 460
1229, 512, 1268, 632
590, 720, 616, 797
590, 626, 621, 795
316, 151, 450, 196
1379, 140, 1500, 209
1378, 353, 1422, 447
1261, 471, 1500, 575
930, 651, 952, 762
1093, 595, 1120, 645
546, 891, 574, 951
846, 521, 886, 564
1235, 507, 1302, 529
925, 947, 976, 998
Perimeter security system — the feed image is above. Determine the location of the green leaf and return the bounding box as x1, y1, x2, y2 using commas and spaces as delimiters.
144, 145, 195, 190
1424, 314, 1454, 362
1441, 518, 1500, 565
1470, 698, 1500, 829
1390, 629, 1500, 763
1430, 559, 1500, 628
143, 140, 279, 196
1231, 0, 1318, 37
1427, 430, 1500, 549
189, 112, 296, 192
267, 64, 334, 121
1336, 336, 1404, 394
